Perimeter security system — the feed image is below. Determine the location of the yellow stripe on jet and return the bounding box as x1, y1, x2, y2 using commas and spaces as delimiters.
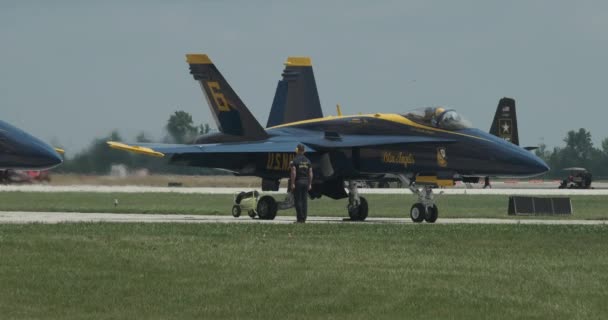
285, 56, 312, 67
54, 147, 65, 155
416, 175, 455, 187
186, 54, 212, 64
268, 113, 489, 141
107, 141, 165, 158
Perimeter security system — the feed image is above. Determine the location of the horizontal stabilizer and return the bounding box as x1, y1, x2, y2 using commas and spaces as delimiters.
107, 142, 165, 157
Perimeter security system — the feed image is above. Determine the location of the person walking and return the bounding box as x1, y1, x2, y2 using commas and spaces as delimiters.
483, 176, 492, 189
290, 144, 313, 223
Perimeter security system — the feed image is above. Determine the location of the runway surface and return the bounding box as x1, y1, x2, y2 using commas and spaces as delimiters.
2, 184, 608, 195
1, 211, 606, 225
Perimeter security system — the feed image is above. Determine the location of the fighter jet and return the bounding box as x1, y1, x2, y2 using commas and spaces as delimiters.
0, 120, 63, 170
108, 54, 549, 223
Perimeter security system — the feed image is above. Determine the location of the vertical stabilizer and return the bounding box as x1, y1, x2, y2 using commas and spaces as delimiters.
266, 56, 324, 127
490, 97, 519, 146
186, 54, 267, 140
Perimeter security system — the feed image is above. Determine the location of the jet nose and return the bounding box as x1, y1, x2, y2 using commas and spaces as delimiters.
13, 137, 63, 170
509, 149, 550, 177
26, 143, 63, 169
41, 147, 63, 168
528, 154, 550, 175
537, 157, 550, 174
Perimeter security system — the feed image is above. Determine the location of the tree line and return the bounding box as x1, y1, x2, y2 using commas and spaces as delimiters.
535, 128, 608, 179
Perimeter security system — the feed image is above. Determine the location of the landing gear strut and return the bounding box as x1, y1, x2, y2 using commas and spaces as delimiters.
347, 180, 368, 221
399, 175, 439, 223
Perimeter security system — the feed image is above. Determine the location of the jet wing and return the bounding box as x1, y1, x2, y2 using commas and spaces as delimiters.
302, 134, 456, 150
107, 140, 315, 157
108, 134, 451, 157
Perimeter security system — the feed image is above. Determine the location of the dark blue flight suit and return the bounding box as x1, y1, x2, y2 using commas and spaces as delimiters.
291, 154, 311, 222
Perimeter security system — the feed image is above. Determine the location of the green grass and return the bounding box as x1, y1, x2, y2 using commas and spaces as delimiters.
0, 192, 606, 219
0, 223, 607, 319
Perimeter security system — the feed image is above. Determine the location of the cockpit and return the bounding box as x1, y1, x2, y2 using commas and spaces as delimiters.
401, 107, 472, 130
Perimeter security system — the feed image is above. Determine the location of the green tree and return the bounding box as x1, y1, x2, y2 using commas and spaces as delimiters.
200, 123, 211, 135
166, 111, 198, 143
136, 132, 152, 143
601, 137, 608, 155
61, 131, 132, 174
563, 128, 593, 161
534, 143, 550, 162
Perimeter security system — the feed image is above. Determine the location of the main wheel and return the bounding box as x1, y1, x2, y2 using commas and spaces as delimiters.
257, 196, 278, 220
348, 196, 369, 221
231, 205, 241, 218
424, 205, 438, 223
410, 203, 426, 223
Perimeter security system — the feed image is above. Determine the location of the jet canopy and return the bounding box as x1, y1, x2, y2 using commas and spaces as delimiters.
401, 107, 472, 130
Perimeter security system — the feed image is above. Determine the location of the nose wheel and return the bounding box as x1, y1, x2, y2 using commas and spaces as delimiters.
399, 175, 440, 223
410, 203, 426, 222
346, 180, 368, 221
410, 203, 438, 223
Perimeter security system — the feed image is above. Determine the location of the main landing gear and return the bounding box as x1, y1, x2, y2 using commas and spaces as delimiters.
347, 180, 368, 221
400, 176, 439, 223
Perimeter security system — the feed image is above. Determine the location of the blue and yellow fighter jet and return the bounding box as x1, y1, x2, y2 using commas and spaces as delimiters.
0, 120, 63, 170
108, 54, 549, 223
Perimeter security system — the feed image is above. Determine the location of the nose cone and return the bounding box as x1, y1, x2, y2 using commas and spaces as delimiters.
0, 121, 63, 170
488, 135, 550, 177
463, 129, 550, 177
22, 141, 63, 169
511, 150, 550, 177
3, 137, 63, 170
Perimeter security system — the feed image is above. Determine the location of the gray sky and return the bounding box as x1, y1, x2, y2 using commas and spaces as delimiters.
1, 1, 607, 156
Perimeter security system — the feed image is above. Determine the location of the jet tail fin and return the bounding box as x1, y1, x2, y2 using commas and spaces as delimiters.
489, 97, 519, 146
186, 54, 267, 140
266, 57, 323, 127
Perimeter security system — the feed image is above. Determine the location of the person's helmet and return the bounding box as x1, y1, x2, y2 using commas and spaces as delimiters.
435, 107, 446, 117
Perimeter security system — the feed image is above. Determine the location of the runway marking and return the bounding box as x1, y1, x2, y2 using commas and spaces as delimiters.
0, 212, 606, 225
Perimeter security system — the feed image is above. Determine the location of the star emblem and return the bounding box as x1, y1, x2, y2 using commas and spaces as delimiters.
501, 122, 510, 134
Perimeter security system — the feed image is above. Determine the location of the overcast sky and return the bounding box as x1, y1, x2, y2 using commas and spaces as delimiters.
1, 1, 607, 155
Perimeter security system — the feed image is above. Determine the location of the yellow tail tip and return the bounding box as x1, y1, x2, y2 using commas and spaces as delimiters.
284, 56, 312, 67
186, 54, 212, 64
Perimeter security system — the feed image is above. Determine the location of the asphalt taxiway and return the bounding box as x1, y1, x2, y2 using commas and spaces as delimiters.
0, 211, 606, 225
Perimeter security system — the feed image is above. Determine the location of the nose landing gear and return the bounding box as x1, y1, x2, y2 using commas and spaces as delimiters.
347, 180, 368, 221
399, 175, 440, 223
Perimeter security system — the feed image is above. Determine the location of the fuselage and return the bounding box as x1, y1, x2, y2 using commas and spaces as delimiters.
0, 120, 63, 170
177, 113, 549, 181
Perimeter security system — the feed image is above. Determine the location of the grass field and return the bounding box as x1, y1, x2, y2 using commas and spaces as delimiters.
0, 223, 606, 319
0, 192, 607, 219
